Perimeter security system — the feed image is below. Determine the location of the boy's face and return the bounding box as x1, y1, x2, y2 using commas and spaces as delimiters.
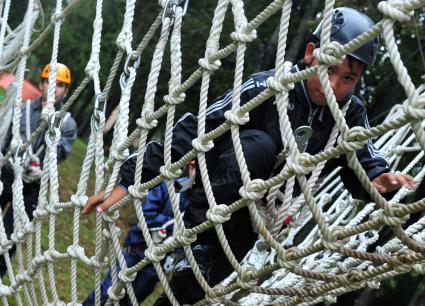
39, 79, 69, 106
303, 42, 364, 106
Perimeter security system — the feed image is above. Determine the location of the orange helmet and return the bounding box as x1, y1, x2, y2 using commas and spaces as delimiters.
40, 63, 71, 85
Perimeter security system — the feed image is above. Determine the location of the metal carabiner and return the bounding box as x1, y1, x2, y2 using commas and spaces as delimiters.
94, 93, 106, 115
13, 144, 28, 166
181, 0, 189, 16
161, 0, 189, 24
123, 50, 141, 76
49, 111, 62, 131
161, 0, 172, 23
293, 125, 313, 153
92, 94, 107, 132
45, 112, 62, 147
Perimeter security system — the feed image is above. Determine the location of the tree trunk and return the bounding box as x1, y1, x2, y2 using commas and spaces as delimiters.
286, 0, 321, 62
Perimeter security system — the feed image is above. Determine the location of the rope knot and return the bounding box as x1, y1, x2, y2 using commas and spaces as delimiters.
192, 137, 214, 152
206, 204, 231, 224
19, 47, 30, 57
115, 32, 132, 52
346, 126, 368, 142
396, 249, 414, 264
267, 76, 293, 94
267, 62, 294, 93
71, 194, 88, 209
144, 247, 165, 262
163, 92, 186, 105
403, 103, 425, 120
239, 179, 266, 200
277, 247, 299, 269
33, 208, 49, 219
230, 29, 257, 43
136, 115, 158, 130
198, 57, 221, 72
380, 204, 409, 227
287, 158, 313, 176
89, 256, 108, 268
346, 268, 363, 284
101, 211, 120, 223
107, 286, 126, 301
21, 223, 34, 236
174, 230, 197, 246
43, 250, 59, 263
15, 271, 32, 283
378, 1, 413, 23
128, 185, 148, 201
321, 227, 347, 250
313, 41, 345, 66
67, 245, 85, 260
277, 256, 297, 270
118, 269, 138, 283
113, 149, 129, 161
52, 12, 64, 23
46, 204, 60, 215
236, 268, 257, 289
33, 255, 45, 266
224, 109, 250, 125
84, 60, 100, 80
337, 136, 366, 154
159, 165, 183, 180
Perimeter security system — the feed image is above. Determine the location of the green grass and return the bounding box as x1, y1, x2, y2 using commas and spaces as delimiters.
4, 138, 162, 305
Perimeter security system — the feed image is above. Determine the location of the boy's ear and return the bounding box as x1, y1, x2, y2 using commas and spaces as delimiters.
303, 42, 316, 65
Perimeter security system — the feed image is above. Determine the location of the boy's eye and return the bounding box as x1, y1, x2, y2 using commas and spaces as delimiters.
327, 67, 334, 74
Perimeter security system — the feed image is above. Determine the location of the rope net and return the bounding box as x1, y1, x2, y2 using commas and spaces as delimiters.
0, 0, 424, 305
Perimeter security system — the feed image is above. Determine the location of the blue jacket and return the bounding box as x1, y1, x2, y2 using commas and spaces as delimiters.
123, 180, 188, 247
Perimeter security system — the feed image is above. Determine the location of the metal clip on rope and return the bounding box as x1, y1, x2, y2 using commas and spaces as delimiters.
13, 144, 28, 166
45, 111, 63, 147
91, 94, 107, 133
120, 50, 141, 88
294, 126, 313, 153
161, 0, 189, 25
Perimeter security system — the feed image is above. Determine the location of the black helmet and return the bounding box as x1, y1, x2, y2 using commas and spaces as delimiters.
312, 7, 379, 66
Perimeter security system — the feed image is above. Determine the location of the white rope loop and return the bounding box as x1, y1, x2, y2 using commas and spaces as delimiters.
313, 41, 346, 67
206, 204, 231, 223
230, 28, 257, 44
377, 1, 414, 23
198, 57, 221, 72
135, 115, 159, 130
239, 179, 267, 201
224, 109, 250, 125
191, 137, 214, 152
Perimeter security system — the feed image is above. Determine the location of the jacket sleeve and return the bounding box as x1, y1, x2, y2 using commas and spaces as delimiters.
57, 115, 77, 163
119, 76, 260, 188
142, 182, 173, 227
339, 98, 391, 200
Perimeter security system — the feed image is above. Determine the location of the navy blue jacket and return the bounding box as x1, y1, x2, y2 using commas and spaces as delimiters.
123, 180, 188, 247
120, 67, 389, 201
